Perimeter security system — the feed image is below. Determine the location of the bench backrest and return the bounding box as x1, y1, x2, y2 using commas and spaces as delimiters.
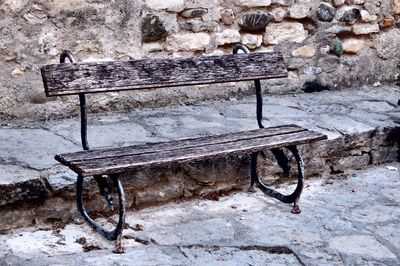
41, 52, 287, 97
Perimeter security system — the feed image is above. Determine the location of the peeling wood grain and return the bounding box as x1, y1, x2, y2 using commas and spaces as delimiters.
41, 52, 288, 97
56, 125, 305, 165
60, 128, 327, 176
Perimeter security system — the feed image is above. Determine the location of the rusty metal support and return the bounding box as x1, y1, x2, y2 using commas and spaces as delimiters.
76, 174, 126, 241
233, 44, 293, 193
60, 51, 126, 246
249, 146, 304, 214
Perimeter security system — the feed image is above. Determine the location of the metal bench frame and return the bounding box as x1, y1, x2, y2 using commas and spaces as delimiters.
45, 44, 325, 252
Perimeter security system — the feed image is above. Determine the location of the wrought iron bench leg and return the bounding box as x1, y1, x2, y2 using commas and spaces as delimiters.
249, 145, 304, 214
76, 174, 126, 252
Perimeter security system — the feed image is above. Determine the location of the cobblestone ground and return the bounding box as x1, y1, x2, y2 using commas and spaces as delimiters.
0, 164, 399, 265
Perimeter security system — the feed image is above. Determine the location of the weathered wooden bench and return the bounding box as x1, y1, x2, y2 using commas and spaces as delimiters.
41, 44, 327, 251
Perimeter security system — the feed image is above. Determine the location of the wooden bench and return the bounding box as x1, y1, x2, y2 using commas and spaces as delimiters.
41, 44, 327, 251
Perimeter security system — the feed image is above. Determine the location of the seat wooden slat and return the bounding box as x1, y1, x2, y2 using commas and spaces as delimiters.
56, 124, 305, 165
65, 129, 327, 177
41, 52, 288, 97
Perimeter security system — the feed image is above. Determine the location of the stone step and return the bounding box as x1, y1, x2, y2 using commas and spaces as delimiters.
0, 86, 399, 232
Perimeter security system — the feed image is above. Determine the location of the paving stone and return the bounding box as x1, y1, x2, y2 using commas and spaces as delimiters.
366, 223, 400, 252
353, 100, 396, 112
314, 114, 375, 135
350, 204, 400, 224
329, 235, 397, 259
0, 128, 80, 170
48, 119, 162, 149
0, 164, 41, 185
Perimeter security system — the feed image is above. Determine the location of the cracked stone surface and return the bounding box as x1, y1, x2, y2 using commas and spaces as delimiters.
0, 128, 80, 170
0, 86, 399, 224
0, 164, 398, 265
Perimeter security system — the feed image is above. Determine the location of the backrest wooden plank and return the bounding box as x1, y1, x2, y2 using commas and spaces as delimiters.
41, 52, 287, 97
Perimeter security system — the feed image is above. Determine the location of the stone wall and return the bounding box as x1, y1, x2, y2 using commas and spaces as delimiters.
1, 0, 400, 120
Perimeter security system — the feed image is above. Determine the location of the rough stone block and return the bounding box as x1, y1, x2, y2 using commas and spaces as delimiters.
288, 2, 312, 19
331, 154, 370, 173
141, 15, 168, 42
292, 45, 315, 58
0, 177, 49, 206
264, 22, 307, 45
374, 29, 400, 60
370, 147, 399, 165
220, 9, 235, 26
316, 3, 335, 22
336, 7, 361, 23
241, 34, 263, 49
215, 29, 241, 46
353, 23, 379, 35
395, 0, 400, 15
271, 0, 294, 6
2, 0, 30, 12
145, 0, 185, 12
166, 33, 210, 51
360, 10, 377, 22
303, 66, 322, 75
342, 38, 365, 54
235, 0, 271, 7
270, 8, 287, 22
238, 12, 269, 31
347, 0, 364, 4
325, 25, 353, 34
332, 0, 345, 7
180, 20, 218, 33
180, 8, 208, 18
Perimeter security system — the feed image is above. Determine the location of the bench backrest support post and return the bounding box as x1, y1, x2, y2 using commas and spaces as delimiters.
232, 44, 264, 129
79, 93, 89, 150
60, 50, 89, 151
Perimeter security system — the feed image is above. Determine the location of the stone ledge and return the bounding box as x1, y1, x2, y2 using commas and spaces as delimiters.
0, 86, 399, 231
0, 126, 398, 232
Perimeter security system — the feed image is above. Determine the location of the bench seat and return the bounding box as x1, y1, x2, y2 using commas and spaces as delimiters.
56, 124, 326, 177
